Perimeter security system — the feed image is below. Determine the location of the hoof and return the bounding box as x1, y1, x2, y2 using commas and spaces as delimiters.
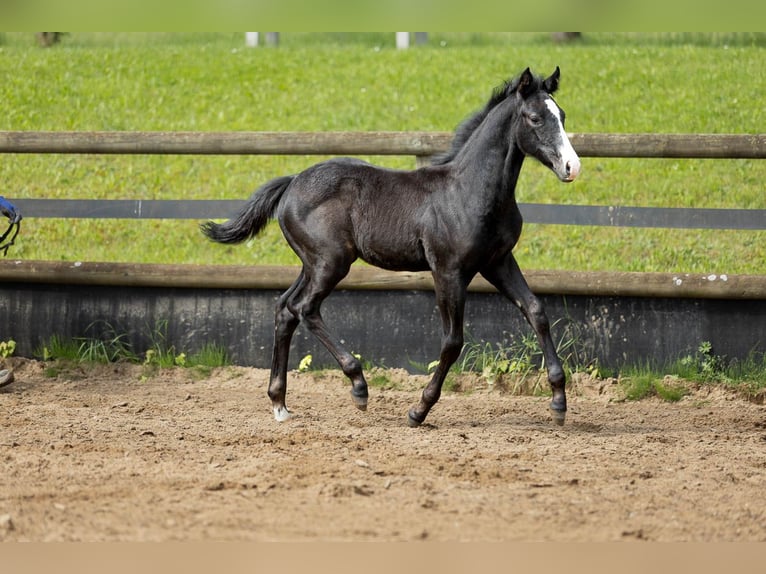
550, 407, 566, 426
273, 404, 292, 422
350, 390, 368, 411
407, 409, 424, 428
0, 369, 13, 389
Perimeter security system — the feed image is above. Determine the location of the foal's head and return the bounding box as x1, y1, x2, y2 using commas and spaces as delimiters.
433, 67, 581, 182
512, 67, 581, 182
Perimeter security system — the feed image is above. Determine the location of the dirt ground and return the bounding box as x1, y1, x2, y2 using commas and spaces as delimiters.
1, 358, 765, 542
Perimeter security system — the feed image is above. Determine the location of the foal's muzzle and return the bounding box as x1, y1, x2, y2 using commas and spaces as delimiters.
563, 157, 581, 182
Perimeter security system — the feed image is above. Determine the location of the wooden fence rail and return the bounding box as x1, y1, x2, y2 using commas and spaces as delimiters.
2, 131, 766, 229
2, 131, 766, 158
3, 260, 765, 300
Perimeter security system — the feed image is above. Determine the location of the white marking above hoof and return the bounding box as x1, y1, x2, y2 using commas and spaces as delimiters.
273, 405, 292, 422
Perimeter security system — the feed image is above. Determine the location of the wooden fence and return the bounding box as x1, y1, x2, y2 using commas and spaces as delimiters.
3, 131, 765, 157
2, 131, 766, 229
1, 130, 765, 366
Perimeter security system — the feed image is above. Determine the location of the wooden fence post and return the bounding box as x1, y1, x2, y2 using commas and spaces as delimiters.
245, 33, 278, 47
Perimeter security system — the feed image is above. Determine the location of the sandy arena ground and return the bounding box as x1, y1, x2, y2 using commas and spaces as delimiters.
1, 358, 764, 542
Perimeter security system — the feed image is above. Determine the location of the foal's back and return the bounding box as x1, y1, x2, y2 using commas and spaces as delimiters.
279, 157, 450, 272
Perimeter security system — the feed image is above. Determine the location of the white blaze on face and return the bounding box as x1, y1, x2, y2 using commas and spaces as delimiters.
545, 98, 581, 181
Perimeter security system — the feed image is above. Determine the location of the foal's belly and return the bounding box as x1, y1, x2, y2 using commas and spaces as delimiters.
359, 250, 431, 273
357, 236, 430, 273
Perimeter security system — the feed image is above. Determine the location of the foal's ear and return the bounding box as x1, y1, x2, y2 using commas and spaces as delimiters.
517, 67, 535, 98
543, 66, 561, 94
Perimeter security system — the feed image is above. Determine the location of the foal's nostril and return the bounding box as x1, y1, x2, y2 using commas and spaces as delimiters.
563, 158, 580, 180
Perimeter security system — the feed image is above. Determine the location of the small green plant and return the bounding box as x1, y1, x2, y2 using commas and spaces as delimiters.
78, 334, 136, 364
35, 323, 138, 364
143, 322, 230, 370
143, 348, 186, 368
654, 376, 689, 402
35, 321, 230, 373
455, 311, 603, 390
406, 358, 440, 374
456, 332, 542, 391
724, 350, 766, 399
619, 342, 725, 403
35, 334, 81, 362
617, 341, 766, 403
619, 365, 689, 402
141, 342, 230, 380
674, 341, 729, 383
368, 371, 394, 389
0, 339, 16, 359
143, 320, 186, 367
352, 351, 386, 372
551, 306, 605, 379
298, 353, 313, 372
186, 343, 230, 368
619, 365, 656, 401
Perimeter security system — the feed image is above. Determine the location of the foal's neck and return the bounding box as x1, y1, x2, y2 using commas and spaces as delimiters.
454, 98, 522, 203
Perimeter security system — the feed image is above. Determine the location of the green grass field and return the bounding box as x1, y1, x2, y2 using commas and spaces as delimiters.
1, 32, 765, 272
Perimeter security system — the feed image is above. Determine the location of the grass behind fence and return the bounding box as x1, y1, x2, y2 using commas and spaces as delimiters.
1, 32, 765, 272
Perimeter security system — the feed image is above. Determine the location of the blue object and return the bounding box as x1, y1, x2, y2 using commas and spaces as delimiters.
0, 196, 21, 224
0, 196, 21, 255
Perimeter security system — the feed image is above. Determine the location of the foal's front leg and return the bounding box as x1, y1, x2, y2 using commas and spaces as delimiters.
481, 254, 567, 425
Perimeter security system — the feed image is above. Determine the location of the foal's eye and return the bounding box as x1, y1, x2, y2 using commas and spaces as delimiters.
527, 113, 543, 126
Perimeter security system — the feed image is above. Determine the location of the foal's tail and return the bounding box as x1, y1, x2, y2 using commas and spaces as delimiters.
200, 175, 294, 244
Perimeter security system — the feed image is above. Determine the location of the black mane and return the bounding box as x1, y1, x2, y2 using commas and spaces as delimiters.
430, 72, 543, 166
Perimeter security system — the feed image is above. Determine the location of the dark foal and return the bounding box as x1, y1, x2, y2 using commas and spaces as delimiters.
202, 67, 581, 426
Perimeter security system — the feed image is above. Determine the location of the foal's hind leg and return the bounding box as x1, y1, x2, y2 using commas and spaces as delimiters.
481, 254, 567, 425
268, 272, 304, 421
408, 272, 468, 427
288, 264, 369, 413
